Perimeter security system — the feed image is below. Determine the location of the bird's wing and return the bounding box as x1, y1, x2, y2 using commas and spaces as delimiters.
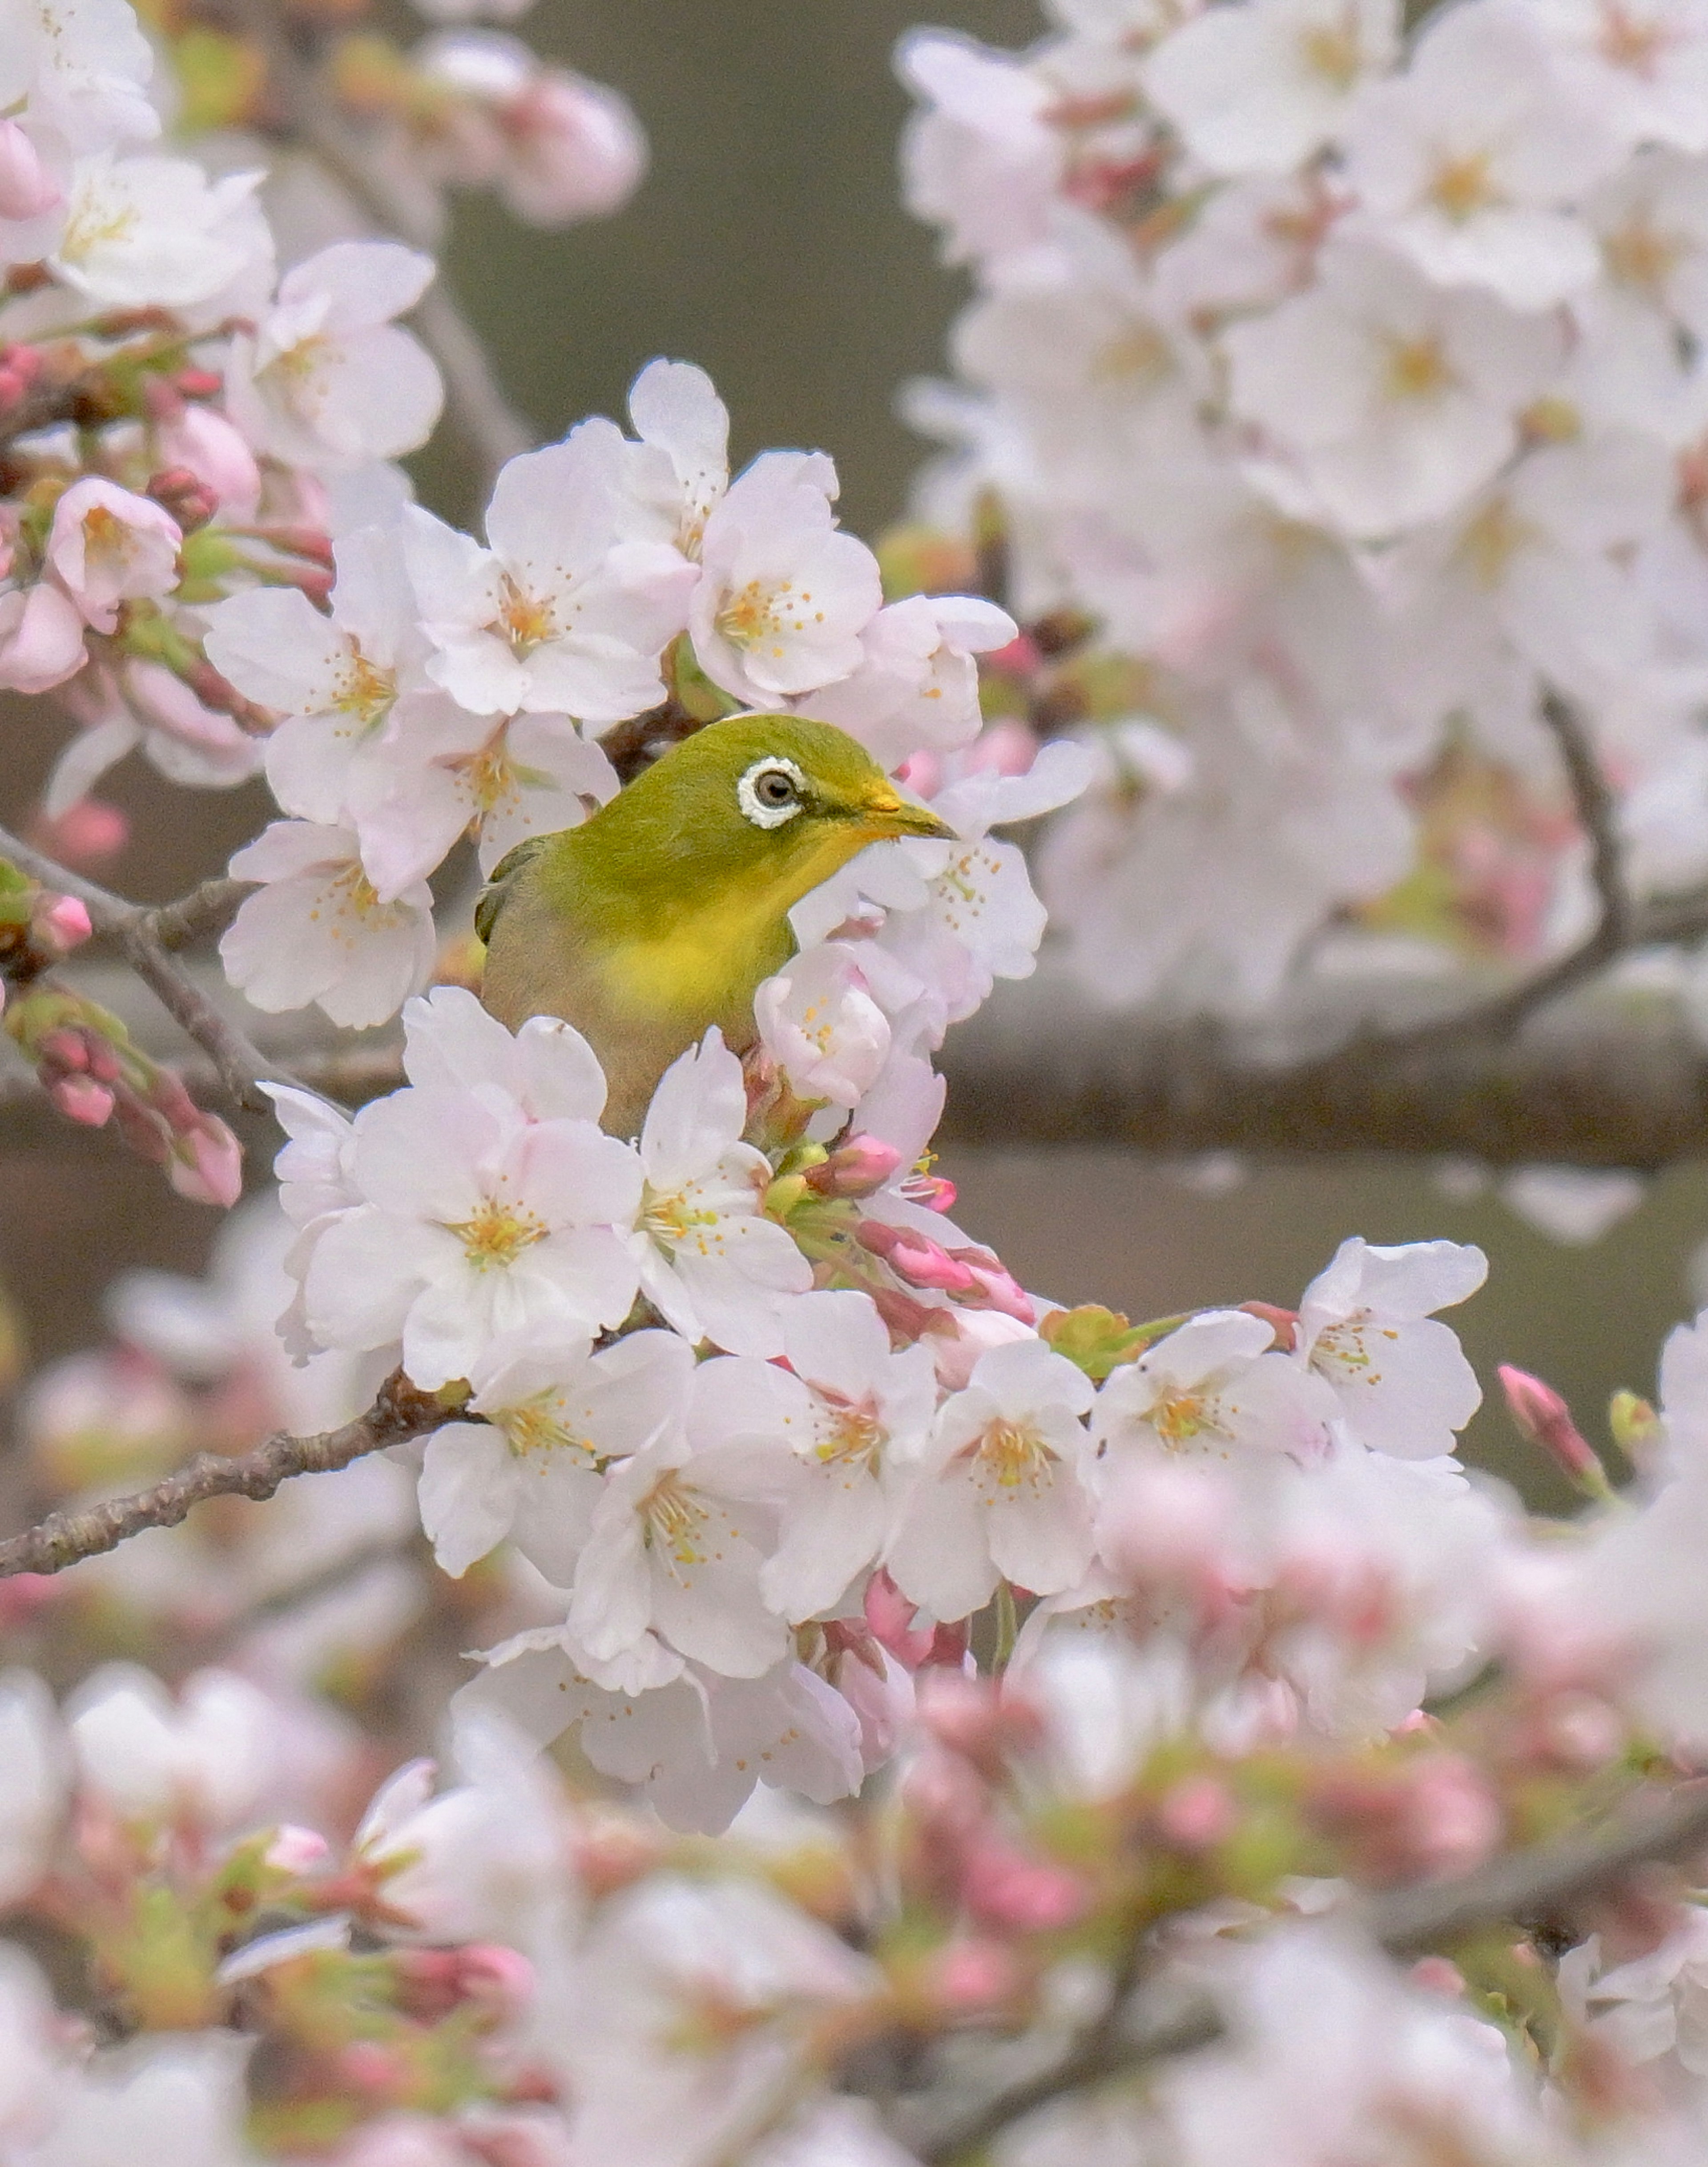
475, 835, 550, 946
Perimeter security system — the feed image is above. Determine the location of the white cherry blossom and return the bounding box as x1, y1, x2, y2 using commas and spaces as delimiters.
202, 522, 428, 828
46, 478, 180, 632
49, 154, 269, 309
1520, 0, 1708, 152
399, 982, 609, 1122
221, 820, 436, 1027
417, 1328, 693, 1582
568, 1426, 790, 1680
797, 593, 1018, 770
226, 240, 443, 470
629, 1031, 813, 1357
1295, 1237, 1487, 1459
754, 942, 893, 1111
1143, 0, 1399, 176
403, 423, 696, 718
1339, 3, 1621, 310
1095, 1310, 1340, 1473
885, 1336, 1099, 1621
897, 32, 1065, 266
1225, 238, 1564, 537
688, 452, 884, 705
301, 1082, 642, 1388
691, 1291, 939, 1622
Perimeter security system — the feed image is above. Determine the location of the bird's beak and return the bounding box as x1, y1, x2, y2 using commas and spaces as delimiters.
862, 790, 955, 843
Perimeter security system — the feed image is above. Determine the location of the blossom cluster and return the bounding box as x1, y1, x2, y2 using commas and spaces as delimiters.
896, 0, 1708, 1021
0, 0, 643, 817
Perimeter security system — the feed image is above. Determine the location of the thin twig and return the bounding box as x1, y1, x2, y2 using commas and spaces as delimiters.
226, 0, 534, 493
144, 876, 254, 951
0, 825, 290, 1113
1391, 688, 1635, 1047
0, 1372, 452, 1578
909, 1778, 1708, 2161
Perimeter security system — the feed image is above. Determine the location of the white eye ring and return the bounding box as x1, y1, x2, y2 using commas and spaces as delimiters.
738, 755, 807, 829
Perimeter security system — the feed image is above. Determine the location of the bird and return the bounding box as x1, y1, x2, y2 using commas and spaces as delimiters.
476, 712, 955, 1137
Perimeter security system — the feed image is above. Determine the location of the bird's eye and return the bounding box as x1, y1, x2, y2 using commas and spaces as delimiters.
738, 756, 808, 829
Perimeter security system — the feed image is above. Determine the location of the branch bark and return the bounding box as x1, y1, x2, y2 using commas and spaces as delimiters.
906, 1778, 1708, 2161
0, 825, 286, 1113
0, 1371, 451, 1578
227, 0, 534, 493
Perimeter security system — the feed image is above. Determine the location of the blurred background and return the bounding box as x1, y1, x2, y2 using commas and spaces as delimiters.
4, 0, 1701, 1511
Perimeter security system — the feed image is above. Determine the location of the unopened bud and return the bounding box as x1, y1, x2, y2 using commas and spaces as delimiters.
1154, 1773, 1238, 1851
145, 465, 218, 533
1499, 1365, 1615, 1502
930, 1935, 1023, 2012
804, 1132, 902, 1198
169, 1116, 244, 1209
264, 1824, 330, 1873
1608, 1388, 1661, 1466
34, 892, 91, 953
49, 1073, 113, 1126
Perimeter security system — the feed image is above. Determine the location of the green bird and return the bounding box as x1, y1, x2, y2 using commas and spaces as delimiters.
476, 713, 955, 1137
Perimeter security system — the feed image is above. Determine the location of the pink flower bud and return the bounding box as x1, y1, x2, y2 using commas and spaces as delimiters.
153, 407, 261, 521
0, 341, 44, 412
931, 1936, 1023, 2012
0, 121, 60, 223
1410, 1956, 1467, 1997
804, 1133, 903, 1199
496, 69, 648, 226
0, 580, 88, 694
169, 1116, 244, 1209
918, 1669, 1045, 1773
1499, 1364, 1612, 1497
264, 1824, 330, 1873
50, 1073, 114, 1126
32, 799, 128, 868
144, 465, 218, 534
37, 1027, 91, 1075
1154, 1774, 1238, 1851
962, 1836, 1088, 1931
865, 1566, 937, 1668
457, 1943, 535, 2010
35, 893, 91, 953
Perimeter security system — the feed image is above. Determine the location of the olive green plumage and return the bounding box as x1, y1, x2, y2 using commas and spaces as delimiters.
477, 713, 952, 1137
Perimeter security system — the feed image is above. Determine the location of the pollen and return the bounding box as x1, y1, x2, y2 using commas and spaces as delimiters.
448, 1192, 549, 1271
1426, 152, 1500, 225
1297, 10, 1364, 90
812, 1395, 886, 1470
1149, 1390, 1227, 1449
1454, 496, 1536, 590
1603, 210, 1686, 295
640, 1471, 710, 1570
500, 1392, 595, 1461
333, 646, 396, 724
974, 1416, 1058, 1493
498, 578, 557, 651
643, 1181, 725, 1259
715, 576, 814, 651
1382, 333, 1456, 404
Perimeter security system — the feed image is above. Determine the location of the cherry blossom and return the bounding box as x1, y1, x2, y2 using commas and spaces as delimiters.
301, 1078, 643, 1387
403, 425, 696, 718
688, 452, 884, 705
628, 1031, 813, 1357
226, 241, 443, 470
221, 820, 437, 1027
45, 479, 181, 633
885, 1336, 1099, 1622
1095, 1310, 1340, 1475
1294, 1238, 1487, 1459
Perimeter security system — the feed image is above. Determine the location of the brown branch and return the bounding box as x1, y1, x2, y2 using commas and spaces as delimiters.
0, 1372, 451, 1578
908, 1778, 1708, 2161
0, 826, 290, 1114
226, 0, 534, 493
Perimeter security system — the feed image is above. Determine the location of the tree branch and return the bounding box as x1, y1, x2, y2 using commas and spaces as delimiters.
0, 825, 287, 1114
227, 0, 534, 493
0, 1371, 451, 1578
906, 1777, 1708, 2161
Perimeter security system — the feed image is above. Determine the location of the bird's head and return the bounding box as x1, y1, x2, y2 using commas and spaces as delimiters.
596, 712, 955, 916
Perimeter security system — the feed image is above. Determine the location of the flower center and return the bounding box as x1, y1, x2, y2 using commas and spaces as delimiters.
974, 1416, 1056, 1491
642, 1182, 723, 1257
499, 1392, 595, 1461
1313, 1313, 1397, 1384
640, 1471, 709, 1565
1382, 334, 1456, 404
1604, 211, 1686, 295
1427, 153, 1500, 225
1149, 1389, 1225, 1449
714, 577, 823, 657
812, 1394, 886, 1469
498, 578, 556, 652
334, 646, 396, 725
1455, 497, 1535, 589
1297, 12, 1363, 89
448, 1194, 548, 1272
